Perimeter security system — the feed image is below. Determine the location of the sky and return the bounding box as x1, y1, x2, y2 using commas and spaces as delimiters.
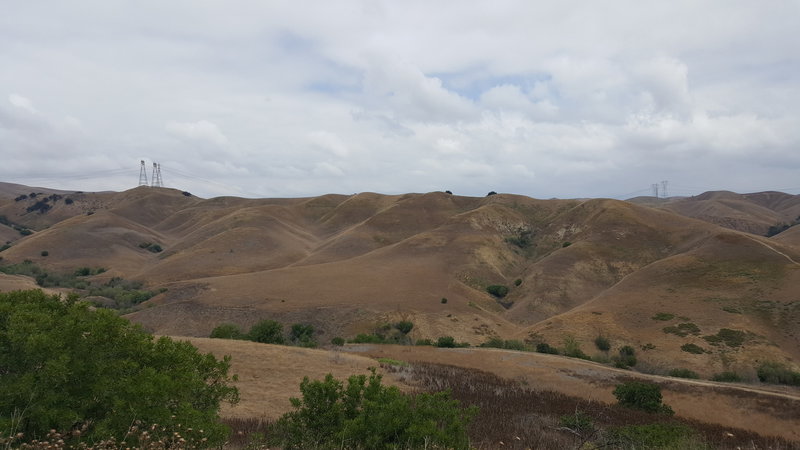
1, 1, 799, 199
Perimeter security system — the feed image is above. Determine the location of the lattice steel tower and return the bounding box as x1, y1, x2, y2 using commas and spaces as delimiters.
138, 160, 149, 186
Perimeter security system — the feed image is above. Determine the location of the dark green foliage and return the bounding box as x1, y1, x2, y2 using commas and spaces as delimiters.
18, 228, 32, 236
0, 290, 239, 445
613, 346, 637, 368
73, 266, 105, 277
26, 200, 51, 214
514, 278, 522, 286
711, 371, 742, 382
607, 423, 696, 448
248, 319, 285, 344
271, 369, 476, 449
480, 338, 529, 351
331, 337, 345, 346
486, 284, 509, 298
594, 335, 611, 351
562, 241, 572, 247
64, 198, 74, 205
210, 323, 245, 340
563, 336, 590, 360
139, 242, 164, 253
14, 194, 27, 201
536, 342, 559, 354
559, 411, 594, 434
40, 250, 48, 257
613, 381, 673, 415
663, 322, 701, 337
436, 336, 456, 348
415, 338, 434, 346
651, 312, 675, 321
440, 297, 448, 304
703, 328, 746, 347
668, 368, 700, 379
0, 244, 9, 252
290, 323, 317, 347
680, 343, 705, 354
395, 320, 414, 334
486, 191, 497, 196
445, 190, 452, 194
182, 191, 192, 196
350, 333, 386, 344
505, 229, 532, 248
757, 362, 800, 386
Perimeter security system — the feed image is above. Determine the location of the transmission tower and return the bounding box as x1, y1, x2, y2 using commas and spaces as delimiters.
155, 163, 163, 187
660, 180, 669, 198
138, 160, 149, 186
651, 183, 659, 198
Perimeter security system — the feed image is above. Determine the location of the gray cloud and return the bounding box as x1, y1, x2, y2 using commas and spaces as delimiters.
1, 1, 798, 199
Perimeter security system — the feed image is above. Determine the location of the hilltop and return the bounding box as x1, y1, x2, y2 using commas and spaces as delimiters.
1, 182, 799, 380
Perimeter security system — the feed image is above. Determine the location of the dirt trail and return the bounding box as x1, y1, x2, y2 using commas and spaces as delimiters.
746, 234, 800, 266
344, 344, 800, 441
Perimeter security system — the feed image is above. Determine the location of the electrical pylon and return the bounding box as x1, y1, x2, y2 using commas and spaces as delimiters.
138, 160, 149, 186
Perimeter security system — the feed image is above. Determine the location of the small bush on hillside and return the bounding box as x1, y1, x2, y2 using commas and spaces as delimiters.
436, 336, 456, 348
757, 362, 800, 386
514, 278, 522, 286
563, 336, 590, 360
481, 338, 529, 351
65, 197, 74, 205
248, 319, 285, 344
350, 333, 386, 344
415, 338, 433, 346
559, 410, 595, 434
680, 343, 705, 354
40, 250, 49, 257
486, 191, 497, 196
331, 337, 345, 346
290, 323, 317, 347
651, 312, 675, 321
594, 335, 611, 351
711, 371, 742, 382
668, 368, 700, 379
562, 241, 572, 247
486, 285, 509, 298
138, 242, 163, 253
613, 345, 637, 368
272, 369, 476, 449
211, 323, 245, 340
612, 381, 673, 415
663, 322, 701, 337
440, 297, 448, 304
395, 320, 414, 334
536, 342, 559, 355
703, 328, 746, 348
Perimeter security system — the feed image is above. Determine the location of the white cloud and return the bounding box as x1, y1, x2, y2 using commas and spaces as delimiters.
165, 120, 228, 146
8, 94, 37, 114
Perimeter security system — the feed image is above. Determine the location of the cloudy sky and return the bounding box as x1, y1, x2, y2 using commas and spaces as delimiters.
1, 1, 798, 199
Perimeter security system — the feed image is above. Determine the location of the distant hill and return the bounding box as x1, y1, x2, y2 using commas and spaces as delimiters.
1, 182, 799, 377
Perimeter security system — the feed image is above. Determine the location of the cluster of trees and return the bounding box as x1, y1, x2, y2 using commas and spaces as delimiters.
211, 320, 318, 347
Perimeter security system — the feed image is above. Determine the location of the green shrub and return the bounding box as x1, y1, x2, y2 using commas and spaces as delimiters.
559, 411, 594, 433
680, 343, 705, 354
248, 319, 285, 344
271, 369, 476, 449
535, 342, 559, 355
703, 328, 746, 348
668, 368, 700, 379
757, 362, 800, 386
350, 333, 386, 344
486, 285, 509, 298
563, 336, 590, 360
211, 323, 245, 340
562, 241, 572, 248
613, 345, 637, 368
331, 337, 345, 346
40, 250, 49, 257
612, 381, 673, 414
376, 358, 408, 367
139, 242, 163, 253
436, 336, 456, 348
0, 290, 238, 446
290, 323, 317, 347
415, 338, 433, 346
395, 320, 414, 334
481, 338, 528, 351
711, 371, 742, 382
594, 335, 611, 351
440, 297, 448, 304
514, 278, 522, 286
651, 312, 675, 321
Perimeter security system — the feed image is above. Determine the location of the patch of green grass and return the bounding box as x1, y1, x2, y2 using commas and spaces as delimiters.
376, 357, 409, 367
663, 322, 701, 337
680, 343, 705, 354
651, 312, 675, 321
668, 368, 700, 379
702, 328, 746, 348
607, 423, 700, 448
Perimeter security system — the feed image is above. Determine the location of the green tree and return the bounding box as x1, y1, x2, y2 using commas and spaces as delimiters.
273, 369, 476, 449
210, 323, 245, 339
289, 323, 316, 347
248, 319, 285, 344
0, 290, 239, 445
613, 381, 673, 415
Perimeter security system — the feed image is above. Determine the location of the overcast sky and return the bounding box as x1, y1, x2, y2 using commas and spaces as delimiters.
1, 1, 798, 199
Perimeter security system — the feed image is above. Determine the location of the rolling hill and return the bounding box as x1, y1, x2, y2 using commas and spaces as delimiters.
1, 182, 799, 378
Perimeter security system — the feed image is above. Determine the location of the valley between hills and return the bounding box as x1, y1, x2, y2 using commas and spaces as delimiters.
2, 181, 800, 444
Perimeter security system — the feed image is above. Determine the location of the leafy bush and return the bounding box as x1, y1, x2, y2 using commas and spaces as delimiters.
612, 381, 673, 414
289, 323, 317, 347
668, 368, 700, 379
680, 343, 705, 354
481, 338, 529, 351
711, 371, 742, 382
65, 197, 74, 205
331, 336, 345, 346
40, 250, 49, 257
0, 290, 238, 446
210, 323, 245, 340
139, 242, 163, 253
563, 336, 590, 360
514, 278, 522, 286
562, 241, 572, 248
415, 338, 434, 346
651, 312, 675, 321
486, 284, 509, 298
559, 411, 594, 434
271, 369, 476, 449
350, 333, 386, 344
703, 328, 746, 347
486, 191, 497, 196
594, 335, 611, 351
248, 319, 285, 344
535, 342, 559, 354
440, 297, 448, 304
613, 345, 637, 368
436, 336, 456, 348
395, 320, 414, 334
757, 362, 800, 386
182, 191, 192, 196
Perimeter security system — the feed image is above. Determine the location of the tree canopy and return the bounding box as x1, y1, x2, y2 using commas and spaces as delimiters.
0, 290, 239, 446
